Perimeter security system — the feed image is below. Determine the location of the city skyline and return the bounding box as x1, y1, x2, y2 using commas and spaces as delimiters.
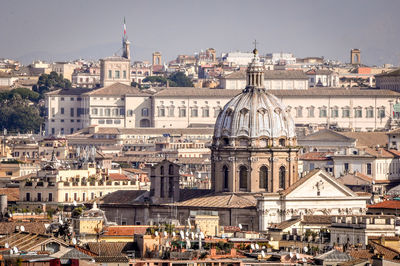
1, 0, 400, 66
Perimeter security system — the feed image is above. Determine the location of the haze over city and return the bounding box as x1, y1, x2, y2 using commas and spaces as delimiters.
1, 0, 400, 65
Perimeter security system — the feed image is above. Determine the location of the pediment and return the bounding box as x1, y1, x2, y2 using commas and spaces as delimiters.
284, 169, 358, 199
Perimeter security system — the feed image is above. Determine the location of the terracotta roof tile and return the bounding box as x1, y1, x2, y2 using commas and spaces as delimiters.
108, 173, 130, 181
368, 200, 400, 209
171, 192, 257, 208
102, 225, 149, 236
0, 188, 20, 201
299, 151, 332, 161
83, 83, 151, 96
339, 132, 388, 148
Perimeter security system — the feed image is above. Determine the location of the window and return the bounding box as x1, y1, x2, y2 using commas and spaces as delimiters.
65, 193, 68, 202
158, 107, 165, 117
354, 108, 362, 118
49, 193, 53, 202
108, 70, 112, 78
179, 108, 186, 117
60, 107, 64, 115
60, 97, 64, 101
142, 108, 149, 117
331, 107, 339, 118
120, 108, 124, 115
319, 107, 327, 118
127, 110, 133, 116
308, 106, 315, 117
239, 166, 248, 190
279, 139, 285, 146
344, 163, 349, 172
169, 164, 174, 175
51, 128, 55, 135
114, 119, 121, 124
296, 107, 303, 118
70, 108, 74, 117
223, 165, 229, 190
123, 70, 127, 79
61, 119, 64, 123
259, 166, 268, 190
168, 106, 175, 117
279, 166, 286, 189
366, 107, 374, 118
214, 107, 222, 118
105, 109, 111, 116
113, 109, 118, 116
91, 192, 95, 200
106, 120, 113, 124
202, 107, 210, 117
115, 70, 120, 79
98, 120, 105, 124
160, 177, 164, 198
367, 163, 372, 175
82, 193, 86, 202
378, 107, 385, 118
51, 108, 55, 116
70, 128, 74, 134
92, 108, 98, 115
26, 193, 30, 202
60, 128, 64, 134
342, 107, 350, 118
191, 108, 198, 117
70, 97, 74, 101
168, 177, 174, 198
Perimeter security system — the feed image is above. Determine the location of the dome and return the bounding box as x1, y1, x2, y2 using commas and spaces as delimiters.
214, 88, 295, 139
213, 51, 296, 141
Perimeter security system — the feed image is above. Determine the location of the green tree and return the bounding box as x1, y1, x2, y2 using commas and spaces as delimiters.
143, 76, 168, 85
168, 72, 193, 87
33, 71, 71, 97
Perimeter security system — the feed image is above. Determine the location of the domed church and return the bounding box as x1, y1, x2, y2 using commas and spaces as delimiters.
212, 48, 299, 193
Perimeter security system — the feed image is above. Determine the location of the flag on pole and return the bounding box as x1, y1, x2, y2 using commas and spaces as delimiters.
123, 17, 126, 36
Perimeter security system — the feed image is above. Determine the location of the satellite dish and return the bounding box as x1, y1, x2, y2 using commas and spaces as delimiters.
20, 226, 25, 232
289, 252, 293, 258
73, 201, 77, 207
251, 244, 255, 250
186, 239, 191, 249
155, 231, 159, 237
59, 220, 64, 225
180, 230, 184, 239
5, 243, 9, 249
262, 246, 266, 249
302, 258, 307, 263
13, 247, 18, 254
163, 231, 168, 237
191, 232, 195, 240
44, 224, 50, 230
9, 249, 13, 255
261, 250, 266, 258
172, 232, 176, 237
255, 244, 260, 250
296, 253, 300, 259
200, 232, 205, 239
9, 213, 12, 217
238, 224, 242, 230
72, 238, 77, 245
185, 231, 189, 237
303, 246, 308, 253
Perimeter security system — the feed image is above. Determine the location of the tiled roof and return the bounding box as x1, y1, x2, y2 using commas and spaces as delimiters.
269, 218, 300, 230
348, 240, 400, 262
299, 129, 356, 142
223, 70, 308, 80
108, 173, 130, 181
0, 221, 49, 235
316, 249, 353, 261
171, 192, 257, 208
59, 248, 93, 260
299, 151, 333, 161
375, 68, 400, 77
99, 190, 147, 205
364, 147, 394, 158
84, 83, 151, 96
306, 69, 334, 75
102, 225, 149, 236
86, 242, 135, 257
339, 132, 388, 148
223, 226, 240, 233
368, 200, 400, 209
46, 88, 91, 96
0, 188, 20, 201
302, 215, 333, 225
337, 172, 373, 186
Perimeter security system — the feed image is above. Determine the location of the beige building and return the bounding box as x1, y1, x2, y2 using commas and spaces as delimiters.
219, 70, 309, 90
51, 62, 78, 81
376, 68, 400, 91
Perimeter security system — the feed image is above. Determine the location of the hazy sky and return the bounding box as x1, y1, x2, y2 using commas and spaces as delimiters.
1, 0, 400, 66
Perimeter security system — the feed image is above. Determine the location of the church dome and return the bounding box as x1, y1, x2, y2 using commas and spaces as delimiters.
214, 51, 296, 142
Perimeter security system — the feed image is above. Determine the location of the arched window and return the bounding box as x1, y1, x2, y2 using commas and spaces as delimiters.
239, 166, 248, 190
259, 166, 268, 190
279, 166, 286, 189
223, 165, 229, 190
160, 166, 164, 176
169, 164, 174, 175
